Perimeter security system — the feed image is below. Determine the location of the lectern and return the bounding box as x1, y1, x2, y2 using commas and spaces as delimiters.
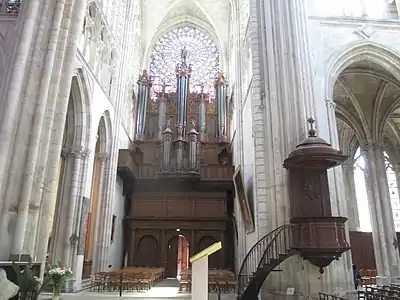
189, 241, 222, 300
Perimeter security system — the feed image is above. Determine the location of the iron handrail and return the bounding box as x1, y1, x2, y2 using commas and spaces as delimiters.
237, 224, 287, 278
237, 224, 292, 298
256, 224, 291, 271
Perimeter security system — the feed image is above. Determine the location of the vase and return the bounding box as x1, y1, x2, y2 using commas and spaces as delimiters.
52, 283, 61, 300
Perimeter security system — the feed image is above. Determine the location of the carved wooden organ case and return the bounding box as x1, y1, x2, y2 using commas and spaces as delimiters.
134, 55, 230, 174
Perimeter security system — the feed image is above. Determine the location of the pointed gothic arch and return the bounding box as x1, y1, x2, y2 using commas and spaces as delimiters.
83, 109, 113, 276
49, 71, 92, 265
326, 41, 400, 99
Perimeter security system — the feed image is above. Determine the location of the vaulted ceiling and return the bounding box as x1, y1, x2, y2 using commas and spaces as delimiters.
334, 60, 400, 159
142, 0, 232, 65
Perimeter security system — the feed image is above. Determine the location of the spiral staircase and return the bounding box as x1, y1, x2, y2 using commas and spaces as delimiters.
237, 225, 295, 300
236, 120, 352, 300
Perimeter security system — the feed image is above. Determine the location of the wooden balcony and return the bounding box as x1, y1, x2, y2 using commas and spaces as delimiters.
117, 149, 138, 179
137, 164, 233, 182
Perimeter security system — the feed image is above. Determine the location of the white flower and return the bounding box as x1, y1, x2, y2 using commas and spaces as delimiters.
48, 266, 73, 278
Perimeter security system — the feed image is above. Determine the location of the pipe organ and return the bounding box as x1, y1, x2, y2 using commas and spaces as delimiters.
119, 46, 234, 274
135, 70, 151, 140
134, 48, 230, 174
215, 74, 228, 143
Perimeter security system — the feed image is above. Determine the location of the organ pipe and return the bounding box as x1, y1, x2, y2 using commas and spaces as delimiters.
175, 47, 192, 139
135, 70, 151, 140
215, 73, 228, 143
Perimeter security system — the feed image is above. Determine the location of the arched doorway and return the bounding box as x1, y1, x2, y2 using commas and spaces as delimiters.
135, 235, 160, 267
165, 235, 189, 278
198, 236, 219, 269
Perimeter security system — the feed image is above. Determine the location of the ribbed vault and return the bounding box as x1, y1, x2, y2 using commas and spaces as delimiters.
142, 0, 232, 65
334, 59, 400, 157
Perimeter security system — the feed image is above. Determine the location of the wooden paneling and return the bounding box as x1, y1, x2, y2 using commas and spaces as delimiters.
349, 231, 376, 269
131, 192, 227, 219
136, 164, 233, 181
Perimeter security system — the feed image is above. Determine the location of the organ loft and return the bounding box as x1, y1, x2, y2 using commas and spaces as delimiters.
117, 46, 235, 278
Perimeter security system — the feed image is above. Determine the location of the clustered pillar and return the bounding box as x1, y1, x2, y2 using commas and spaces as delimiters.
361, 144, 400, 282
248, 0, 352, 295
341, 158, 360, 231
0, 0, 87, 263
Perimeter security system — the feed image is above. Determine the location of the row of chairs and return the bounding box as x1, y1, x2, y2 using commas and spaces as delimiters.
90, 267, 165, 292
179, 269, 236, 293
358, 284, 400, 299
319, 293, 346, 300
360, 269, 377, 286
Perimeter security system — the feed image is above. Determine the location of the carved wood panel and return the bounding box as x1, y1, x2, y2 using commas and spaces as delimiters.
289, 169, 331, 218
129, 227, 230, 270
131, 197, 226, 219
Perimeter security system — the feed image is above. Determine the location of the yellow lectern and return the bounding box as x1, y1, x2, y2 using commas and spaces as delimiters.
189, 241, 222, 300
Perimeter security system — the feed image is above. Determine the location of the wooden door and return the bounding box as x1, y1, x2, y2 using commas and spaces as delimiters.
135, 235, 160, 267
166, 236, 179, 278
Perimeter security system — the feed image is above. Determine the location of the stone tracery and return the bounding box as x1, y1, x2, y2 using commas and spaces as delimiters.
149, 25, 220, 94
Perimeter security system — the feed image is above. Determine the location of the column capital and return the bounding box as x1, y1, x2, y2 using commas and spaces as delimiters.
325, 98, 336, 109
71, 146, 86, 158
82, 147, 91, 158
96, 152, 109, 162
360, 142, 385, 153
341, 157, 354, 167
61, 147, 71, 158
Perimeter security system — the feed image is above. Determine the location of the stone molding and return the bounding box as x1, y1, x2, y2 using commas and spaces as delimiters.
95, 152, 109, 162
61, 146, 91, 158
325, 97, 337, 109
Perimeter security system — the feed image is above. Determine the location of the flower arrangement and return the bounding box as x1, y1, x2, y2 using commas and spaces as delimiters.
47, 264, 73, 300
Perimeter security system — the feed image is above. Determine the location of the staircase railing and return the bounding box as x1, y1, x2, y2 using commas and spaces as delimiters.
237, 224, 292, 298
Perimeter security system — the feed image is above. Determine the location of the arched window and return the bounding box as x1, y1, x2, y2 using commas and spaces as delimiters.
354, 148, 400, 232
384, 152, 400, 231
149, 25, 220, 95
353, 148, 371, 231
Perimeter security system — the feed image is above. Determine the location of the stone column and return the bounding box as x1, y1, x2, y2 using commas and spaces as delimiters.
10, 1, 71, 258
325, 98, 353, 293
362, 144, 400, 281
0, 0, 42, 207
249, 0, 309, 238
98, 156, 113, 272
341, 159, 360, 231
37, 0, 87, 260
249, 0, 352, 295
394, 0, 400, 17
391, 162, 400, 229
62, 147, 85, 265
92, 152, 108, 274
73, 147, 91, 288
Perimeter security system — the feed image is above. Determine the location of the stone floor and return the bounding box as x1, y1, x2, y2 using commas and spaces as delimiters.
38, 279, 237, 300
38, 279, 357, 300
